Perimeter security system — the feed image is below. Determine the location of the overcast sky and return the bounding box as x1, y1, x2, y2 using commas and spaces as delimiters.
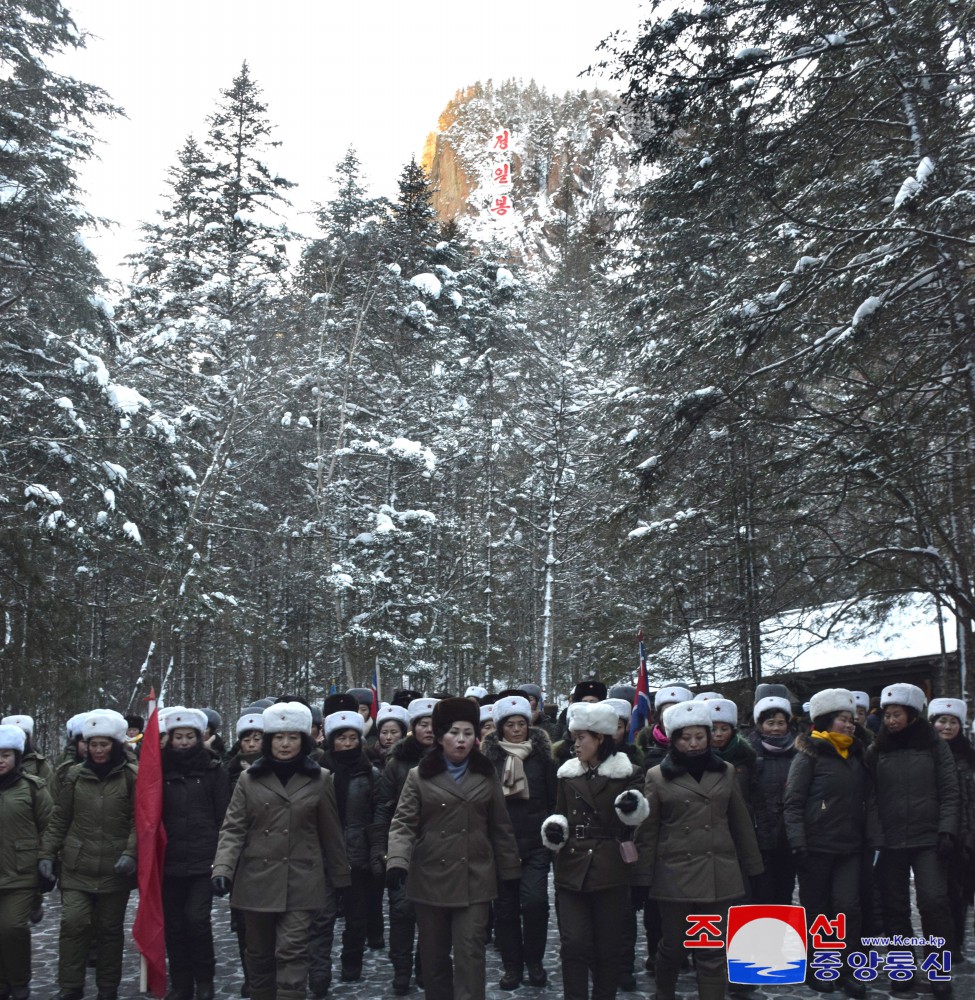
53, 0, 647, 283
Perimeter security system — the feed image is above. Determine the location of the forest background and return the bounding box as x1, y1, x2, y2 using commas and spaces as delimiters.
2, 0, 973, 745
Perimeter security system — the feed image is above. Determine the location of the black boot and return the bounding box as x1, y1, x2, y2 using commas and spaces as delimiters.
196, 984, 215, 1000
526, 964, 547, 987
391, 971, 410, 997
499, 967, 523, 989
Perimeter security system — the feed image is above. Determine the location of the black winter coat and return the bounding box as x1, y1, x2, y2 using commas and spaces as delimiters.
637, 726, 670, 771
783, 733, 868, 854
480, 728, 557, 856
747, 730, 798, 851
865, 718, 960, 850
319, 748, 380, 870
373, 734, 429, 856
713, 732, 756, 806
162, 744, 231, 877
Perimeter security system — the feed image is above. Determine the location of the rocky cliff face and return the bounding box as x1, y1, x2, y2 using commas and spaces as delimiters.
420, 80, 639, 259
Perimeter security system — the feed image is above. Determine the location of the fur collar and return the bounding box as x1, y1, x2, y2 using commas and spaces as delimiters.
948, 733, 975, 766
390, 734, 428, 764
660, 750, 728, 780
714, 733, 757, 766
320, 747, 374, 777
796, 732, 863, 759
247, 754, 322, 779
557, 749, 634, 780
872, 717, 938, 754
418, 746, 496, 779
480, 727, 552, 765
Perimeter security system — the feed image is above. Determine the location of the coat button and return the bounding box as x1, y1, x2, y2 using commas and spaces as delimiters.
588, 849, 592, 854
283, 829, 288, 834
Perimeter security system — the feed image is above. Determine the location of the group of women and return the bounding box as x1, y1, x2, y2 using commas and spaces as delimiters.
0, 678, 971, 1000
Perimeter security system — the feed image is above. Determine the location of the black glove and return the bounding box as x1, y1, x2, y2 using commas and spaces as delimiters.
791, 847, 808, 868
937, 832, 955, 864
370, 852, 386, 880
211, 876, 232, 897
631, 885, 649, 911
37, 858, 56, 892
617, 790, 640, 814
385, 867, 407, 891
543, 822, 565, 845
113, 854, 137, 877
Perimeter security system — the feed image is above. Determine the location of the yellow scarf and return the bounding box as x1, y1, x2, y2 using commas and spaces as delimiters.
812, 730, 853, 759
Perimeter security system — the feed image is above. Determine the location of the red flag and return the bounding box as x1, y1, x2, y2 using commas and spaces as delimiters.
629, 629, 652, 743
132, 695, 167, 998
370, 664, 380, 720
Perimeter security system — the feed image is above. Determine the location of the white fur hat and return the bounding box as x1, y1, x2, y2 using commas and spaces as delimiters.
567, 702, 618, 736
654, 684, 693, 711
2, 714, 34, 736
603, 698, 632, 721
82, 710, 128, 742
663, 700, 713, 737
408, 698, 439, 724
494, 695, 531, 725
479, 704, 494, 724
707, 699, 738, 728
377, 704, 410, 732
164, 707, 209, 734
0, 724, 26, 752
928, 698, 967, 726
852, 691, 870, 712
694, 691, 723, 702
325, 710, 364, 740
464, 685, 488, 700
809, 689, 855, 724
753, 695, 792, 724
65, 712, 89, 739
235, 712, 264, 737
880, 683, 926, 714
263, 701, 313, 734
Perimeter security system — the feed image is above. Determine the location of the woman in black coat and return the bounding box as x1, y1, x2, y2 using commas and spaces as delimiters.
223, 711, 265, 998
317, 710, 381, 984
480, 695, 557, 989
784, 689, 869, 997
372, 698, 439, 995
865, 684, 958, 999
747, 694, 798, 905
928, 697, 975, 959
160, 708, 231, 1000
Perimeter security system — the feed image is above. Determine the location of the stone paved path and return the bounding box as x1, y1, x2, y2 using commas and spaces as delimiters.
27, 886, 974, 1000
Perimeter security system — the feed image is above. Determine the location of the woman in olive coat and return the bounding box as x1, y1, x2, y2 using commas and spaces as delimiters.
0, 724, 53, 1000
386, 697, 521, 1000
643, 700, 764, 1000
40, 710, 138, 1000
159, 708, 231, 1000
212, 703, 350, 1000
542, 701, 652, 1000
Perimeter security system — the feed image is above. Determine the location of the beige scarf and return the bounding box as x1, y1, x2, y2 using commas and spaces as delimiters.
498, 739, 532, 799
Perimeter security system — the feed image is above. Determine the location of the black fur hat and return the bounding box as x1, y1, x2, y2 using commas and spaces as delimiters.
432, 697, 480, 738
